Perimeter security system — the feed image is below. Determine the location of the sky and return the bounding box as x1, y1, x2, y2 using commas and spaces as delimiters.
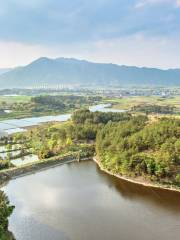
0, 0, 180, 69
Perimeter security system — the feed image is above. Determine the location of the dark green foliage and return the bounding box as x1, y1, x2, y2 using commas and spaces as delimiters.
31, 95, 101, 112
132, 104, 176, 114
0, 191, 14, 239
72, 109, 132, 124
96, 118, 180, 186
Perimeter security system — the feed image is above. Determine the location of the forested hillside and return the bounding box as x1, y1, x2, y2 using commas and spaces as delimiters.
96, 117, 180, 187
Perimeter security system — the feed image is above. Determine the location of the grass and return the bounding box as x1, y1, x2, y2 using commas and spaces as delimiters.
105, 96, 180, 110
0, 95, 31, 104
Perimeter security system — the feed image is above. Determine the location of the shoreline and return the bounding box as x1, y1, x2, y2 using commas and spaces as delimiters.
93, 157, 180, 193
1, 154, 179, 193
0, 155, 91, 186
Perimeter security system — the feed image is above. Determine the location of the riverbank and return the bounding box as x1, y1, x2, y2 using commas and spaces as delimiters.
93, 157, 180, 193
1, 154, 180, 193
0, 103, 111, 135
0, 155, 92, 185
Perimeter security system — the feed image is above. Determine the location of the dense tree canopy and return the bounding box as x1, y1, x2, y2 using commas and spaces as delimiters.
31, 95, 101, 112
96, 117, 180, 186
132, 104, 176, 114
72, 109, 132, 124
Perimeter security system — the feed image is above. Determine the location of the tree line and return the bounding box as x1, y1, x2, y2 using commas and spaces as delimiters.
131, 104, 176, 114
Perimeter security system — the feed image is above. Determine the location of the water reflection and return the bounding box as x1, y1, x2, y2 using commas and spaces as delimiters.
2, 161, 180, 240
95, 165, 180, 214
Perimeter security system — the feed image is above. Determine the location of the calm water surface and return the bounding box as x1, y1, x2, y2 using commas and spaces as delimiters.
2, 161, 180, 240
0, 104, 124, 134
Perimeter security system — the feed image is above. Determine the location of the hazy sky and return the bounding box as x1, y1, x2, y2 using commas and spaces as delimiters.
0, 0, 180, 68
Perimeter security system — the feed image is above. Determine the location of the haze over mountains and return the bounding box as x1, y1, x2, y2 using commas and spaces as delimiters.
0, 68, 12, 76
0, 57, 179, 89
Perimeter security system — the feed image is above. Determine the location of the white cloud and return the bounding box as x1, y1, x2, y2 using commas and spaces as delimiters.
135, 0, 180, 8
176, 0, 180, 7
0, 41, 55, 68
0, 34, 180, 69
135, 0, 165, 8
82, 34, 180, 69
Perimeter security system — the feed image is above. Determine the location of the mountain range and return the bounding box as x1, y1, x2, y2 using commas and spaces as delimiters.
0, 57, 179, 88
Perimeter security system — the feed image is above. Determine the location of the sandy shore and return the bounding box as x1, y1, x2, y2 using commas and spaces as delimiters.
93, 157, 180, 193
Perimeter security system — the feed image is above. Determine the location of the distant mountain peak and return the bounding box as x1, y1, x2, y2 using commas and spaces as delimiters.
29, 57, 51, 64
0, 57, 179, 89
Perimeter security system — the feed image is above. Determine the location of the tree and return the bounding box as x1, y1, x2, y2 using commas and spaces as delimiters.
0, 191, 14, 239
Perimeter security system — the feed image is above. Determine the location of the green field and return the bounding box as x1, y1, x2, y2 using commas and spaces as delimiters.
0, 95, 31, 104
105, 96, 180, 110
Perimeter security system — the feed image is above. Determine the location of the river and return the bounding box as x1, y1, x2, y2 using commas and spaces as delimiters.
0, 104, 125, 135
2, 161, 180, 240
